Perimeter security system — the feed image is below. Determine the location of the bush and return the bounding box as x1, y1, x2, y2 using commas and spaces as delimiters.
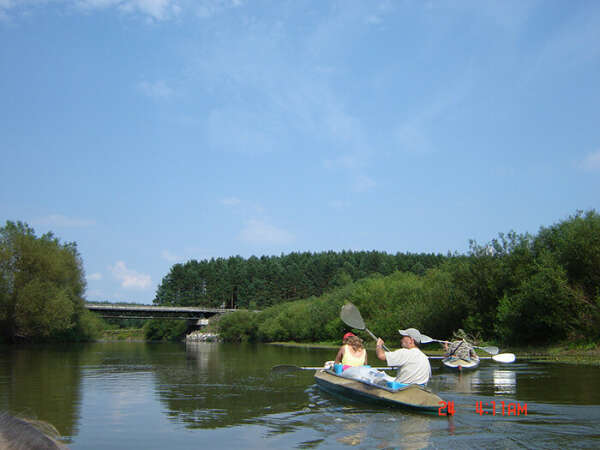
217, 310, 258, 342
143, 319, 189, 341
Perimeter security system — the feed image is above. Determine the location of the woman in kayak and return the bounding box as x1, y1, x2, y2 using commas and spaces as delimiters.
335, 332, 367, 370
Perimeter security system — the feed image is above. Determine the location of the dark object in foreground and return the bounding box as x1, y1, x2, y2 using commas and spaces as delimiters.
0, 412, 67, 449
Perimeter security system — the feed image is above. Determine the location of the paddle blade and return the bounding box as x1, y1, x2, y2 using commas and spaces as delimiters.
492, 353, 516, 363
340, 303, 366, 330
482, 346, 499, 355
419, 334, 433, 344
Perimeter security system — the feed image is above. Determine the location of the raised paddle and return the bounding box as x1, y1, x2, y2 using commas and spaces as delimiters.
420, 334, 500, 355
271, 364, 395, 373
340, 303, 391, 352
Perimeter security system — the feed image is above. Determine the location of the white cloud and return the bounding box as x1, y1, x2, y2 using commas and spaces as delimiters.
0, 0, 13, 21
527, 6, 600, 77
579, 150, 600, 171
77, 0, 181, 21
161, 249, 180, 262
35, 214, 96, 228
365, 0, 394, 25
323, 154, 363, 170
329, 200, 351, 210
86, 288, 106, 299
353, 174, 376, 192
0, 0, 248, 23
137, 80, 174, 99
239, 219, 294, 245
221, 197, 241, 206
196, 0, 244, 19
393, 79, 470, 155
394, 121, 433, 155
87, 272, 103, 281
206, 107, 283, 155
109, 261, 152, 290
0, 0, 182, 21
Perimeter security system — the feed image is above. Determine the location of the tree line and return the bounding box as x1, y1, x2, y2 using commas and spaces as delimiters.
153, 250, 447, 309
3, 209, 598, 345
217, 210, 600, 346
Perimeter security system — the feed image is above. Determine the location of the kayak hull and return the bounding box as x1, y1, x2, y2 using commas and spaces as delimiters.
314, 370, 443, 413
441, 357, 480, 371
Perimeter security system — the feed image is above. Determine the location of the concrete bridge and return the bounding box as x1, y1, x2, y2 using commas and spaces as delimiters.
85, 304, 238, 323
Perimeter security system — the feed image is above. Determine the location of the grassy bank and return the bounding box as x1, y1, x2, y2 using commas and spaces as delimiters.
100, 328, 145, 341
509, 343, 600, 365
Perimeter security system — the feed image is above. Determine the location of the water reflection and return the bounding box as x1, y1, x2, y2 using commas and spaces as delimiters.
151, 342, 316, 429
384, 415, 432, 449
492, 369, 516, 395
2, 343, 600, 449
0, 344, 83, 442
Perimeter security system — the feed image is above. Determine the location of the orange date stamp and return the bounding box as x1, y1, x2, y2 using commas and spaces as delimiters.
438, 400, 528, 416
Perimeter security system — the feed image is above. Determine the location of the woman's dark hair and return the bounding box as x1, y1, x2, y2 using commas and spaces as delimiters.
346, 335, 364, 351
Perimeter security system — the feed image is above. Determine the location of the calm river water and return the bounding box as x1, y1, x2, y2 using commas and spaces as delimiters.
1, 342, 599, 449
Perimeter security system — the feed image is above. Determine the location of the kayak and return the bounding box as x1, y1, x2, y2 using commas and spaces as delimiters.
314, 369, 444, 413
441, 355, 480, 371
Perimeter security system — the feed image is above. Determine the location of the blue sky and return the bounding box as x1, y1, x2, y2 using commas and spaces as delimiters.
1, 0, 599, 304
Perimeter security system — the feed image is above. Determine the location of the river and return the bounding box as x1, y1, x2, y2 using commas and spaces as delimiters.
1, 342, 599, 449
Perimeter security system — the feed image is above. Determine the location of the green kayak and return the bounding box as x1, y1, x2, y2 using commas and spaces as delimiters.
314, 369, 444, 413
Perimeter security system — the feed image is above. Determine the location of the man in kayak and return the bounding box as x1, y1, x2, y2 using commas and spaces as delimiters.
375, 328, 431, 385
443, 339, 478, 362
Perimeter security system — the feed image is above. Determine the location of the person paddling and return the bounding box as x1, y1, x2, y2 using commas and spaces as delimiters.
443, 339, 478, 362
375, 328, 431, 385
335, 332, 367, 370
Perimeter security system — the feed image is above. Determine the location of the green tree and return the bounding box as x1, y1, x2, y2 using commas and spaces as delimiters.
0, 221, 93, 342
495, 252, 579, 344
534, 210, 600, 300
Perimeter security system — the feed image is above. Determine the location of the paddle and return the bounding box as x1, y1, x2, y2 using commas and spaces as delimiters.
419, 334, 500, 355
427, 353, 516, 363
340, 303, 391, 352
271, 364, 395, 373
272, 353, 515, 374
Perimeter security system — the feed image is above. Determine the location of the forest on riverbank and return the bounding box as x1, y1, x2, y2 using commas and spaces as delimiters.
2, 210, 599, 346
216, 211, 600, 346
153, 250, 447, 309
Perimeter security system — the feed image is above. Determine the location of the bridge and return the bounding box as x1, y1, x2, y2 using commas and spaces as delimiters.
85, 304, 237, 323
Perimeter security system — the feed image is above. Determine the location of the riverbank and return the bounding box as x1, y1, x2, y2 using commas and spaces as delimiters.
99, 328, 145, 341
511, 344, 600, 365
94, 332, 600, 365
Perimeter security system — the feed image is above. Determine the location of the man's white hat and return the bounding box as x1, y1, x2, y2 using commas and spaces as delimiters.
398, 328, 422, 343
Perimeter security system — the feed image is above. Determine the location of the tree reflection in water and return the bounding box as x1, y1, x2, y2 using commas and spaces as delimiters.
152, 342, 315, 429
0, 345, 83, 443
